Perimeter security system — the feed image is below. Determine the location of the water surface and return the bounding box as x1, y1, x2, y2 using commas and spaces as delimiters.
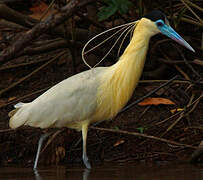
0, 162, 202, 180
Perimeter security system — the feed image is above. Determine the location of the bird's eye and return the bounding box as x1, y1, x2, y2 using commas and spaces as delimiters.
157, 22, 163, 26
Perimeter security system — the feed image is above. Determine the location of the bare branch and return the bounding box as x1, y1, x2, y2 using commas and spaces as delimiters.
0, 0, 92, 66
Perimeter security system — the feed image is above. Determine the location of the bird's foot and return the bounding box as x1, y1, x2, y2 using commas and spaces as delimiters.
83, 155, 91, 169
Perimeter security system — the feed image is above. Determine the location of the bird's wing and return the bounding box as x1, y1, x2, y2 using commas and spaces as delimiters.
9, 67, 106, 129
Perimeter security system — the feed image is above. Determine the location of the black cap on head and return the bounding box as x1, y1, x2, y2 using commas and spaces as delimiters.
143, 10, 166, 22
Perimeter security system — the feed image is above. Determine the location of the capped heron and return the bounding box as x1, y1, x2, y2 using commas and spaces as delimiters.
8, 10, 194, 169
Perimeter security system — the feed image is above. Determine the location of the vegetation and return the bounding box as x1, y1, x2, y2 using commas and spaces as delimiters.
97, 0, 133, 21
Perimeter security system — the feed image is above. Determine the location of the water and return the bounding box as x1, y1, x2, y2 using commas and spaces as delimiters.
0, 162, 202, 180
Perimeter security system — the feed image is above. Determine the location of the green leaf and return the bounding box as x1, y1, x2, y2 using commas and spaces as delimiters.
136, 127, 145, 134
117, 0, 133, 14
98, 4, 118, 21
114, 126, 120, 130
97, 0, 133, 21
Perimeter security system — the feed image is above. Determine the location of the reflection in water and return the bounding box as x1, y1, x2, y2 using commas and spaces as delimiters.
0, 163, 202, 180
83, 169, 91, 180
34, 167, 91, 180
34, 169, 43, 180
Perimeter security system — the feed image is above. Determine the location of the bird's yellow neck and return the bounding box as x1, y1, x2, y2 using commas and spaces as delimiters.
93, 19, 152, 121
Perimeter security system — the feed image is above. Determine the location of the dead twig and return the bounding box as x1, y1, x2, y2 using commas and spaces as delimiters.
0, 128, 14, 133
0, 0, 93, 66
90, 126, 197, 149
118, 75, 179, 114
0, 51, 66, 97
41, 129, 66, 154
171, 43, 201, 79
161, 92, 203, 137
159, 58, 203, 67
39, 0, 56, 21
180, 0, 203, 23
0, 86, 50, 109
193, 59, 203, 66
20, 39, 68, 56
187, 126, 203, 131
0, 3, 95, 43
175, 64, 190, 80
0, 57, 50, 71
0, 19, 28, 31
173, 15, 203, 27
139, 79, 190, 84
0, 2, 37, 28
183, 0, 203, 12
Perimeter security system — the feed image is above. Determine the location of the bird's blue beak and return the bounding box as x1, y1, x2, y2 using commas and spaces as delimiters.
157, 22, 195, 52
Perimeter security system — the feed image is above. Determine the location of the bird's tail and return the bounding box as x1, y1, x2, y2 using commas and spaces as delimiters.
9, 102, 29, 129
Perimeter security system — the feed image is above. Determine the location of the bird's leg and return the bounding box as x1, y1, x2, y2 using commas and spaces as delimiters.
33, 132, 52, 170
82, 123, 91, 169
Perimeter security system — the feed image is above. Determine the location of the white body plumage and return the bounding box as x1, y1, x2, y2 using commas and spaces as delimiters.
9, 67, 106, 130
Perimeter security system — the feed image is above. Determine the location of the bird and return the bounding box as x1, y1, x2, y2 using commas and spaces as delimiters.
8, 10, 194, 170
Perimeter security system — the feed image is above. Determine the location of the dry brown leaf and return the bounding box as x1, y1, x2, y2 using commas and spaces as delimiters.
138, 97, 175, 106
29, 1, 55, 20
